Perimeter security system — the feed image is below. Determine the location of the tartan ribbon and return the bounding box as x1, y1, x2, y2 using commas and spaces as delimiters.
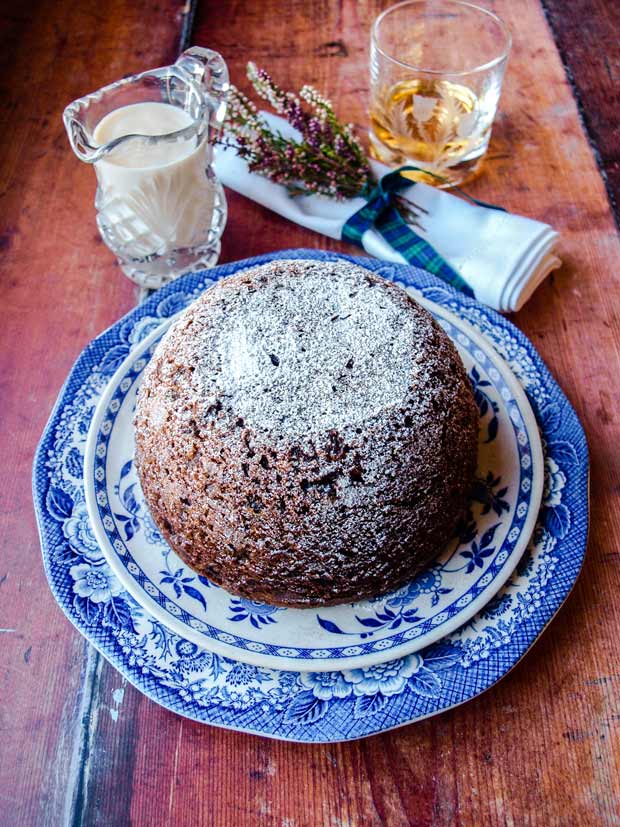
342, 165, 504, 298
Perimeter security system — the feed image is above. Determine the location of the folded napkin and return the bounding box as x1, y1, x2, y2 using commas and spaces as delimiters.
214, 113, 561, 312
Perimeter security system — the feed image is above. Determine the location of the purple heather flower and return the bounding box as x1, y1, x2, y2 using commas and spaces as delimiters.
225, 64, 373, 199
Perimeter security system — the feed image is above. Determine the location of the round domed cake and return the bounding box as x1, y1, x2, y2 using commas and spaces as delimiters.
134, 259, 479, 607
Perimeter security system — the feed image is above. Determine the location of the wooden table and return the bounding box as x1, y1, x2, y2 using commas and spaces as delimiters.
1, 1, 619, 824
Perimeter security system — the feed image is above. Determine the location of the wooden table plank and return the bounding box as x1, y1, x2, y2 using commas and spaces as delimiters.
0, 1, 186, 824
542, 0, 620, 226
2, 0, 620, 825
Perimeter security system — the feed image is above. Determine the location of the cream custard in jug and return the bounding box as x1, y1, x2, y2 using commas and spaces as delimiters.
93, 101, 217, 256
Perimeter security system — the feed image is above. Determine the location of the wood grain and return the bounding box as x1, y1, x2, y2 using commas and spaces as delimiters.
542, 0, 620, 225
0, 1, 185, 824
1, 0, 620, 825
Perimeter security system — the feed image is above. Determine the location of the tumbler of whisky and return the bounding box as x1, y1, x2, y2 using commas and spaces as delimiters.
370, 0, 511, 187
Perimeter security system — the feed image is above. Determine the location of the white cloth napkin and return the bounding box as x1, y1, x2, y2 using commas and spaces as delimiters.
214, 113, 561, 312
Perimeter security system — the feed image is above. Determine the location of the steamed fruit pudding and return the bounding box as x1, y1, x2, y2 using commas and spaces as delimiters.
134, 259, 479, 607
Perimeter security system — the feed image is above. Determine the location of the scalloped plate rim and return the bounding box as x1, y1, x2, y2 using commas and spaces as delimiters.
31, 248, 589, 742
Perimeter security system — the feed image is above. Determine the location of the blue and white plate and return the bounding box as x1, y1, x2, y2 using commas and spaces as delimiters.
33, 250, 589, 741
82, 290, 543, 672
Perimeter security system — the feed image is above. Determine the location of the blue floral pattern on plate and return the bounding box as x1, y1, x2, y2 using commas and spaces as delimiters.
33, 250, 589, 742
81, 283, 543, 672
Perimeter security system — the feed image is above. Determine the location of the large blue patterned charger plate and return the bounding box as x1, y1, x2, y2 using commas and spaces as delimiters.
82, 284, 543, 672
33, 250, 588, 742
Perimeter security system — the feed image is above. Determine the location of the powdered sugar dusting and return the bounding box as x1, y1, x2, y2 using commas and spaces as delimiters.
168, 259, 423, 437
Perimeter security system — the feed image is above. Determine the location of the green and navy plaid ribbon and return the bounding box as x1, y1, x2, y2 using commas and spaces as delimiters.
342, 165, 504, 298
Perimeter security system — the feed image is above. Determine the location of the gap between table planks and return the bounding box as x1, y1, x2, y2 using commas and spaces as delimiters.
1, 0, 620, 825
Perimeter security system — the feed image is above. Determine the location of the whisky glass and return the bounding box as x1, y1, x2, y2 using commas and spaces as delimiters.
369, 0, 511, 187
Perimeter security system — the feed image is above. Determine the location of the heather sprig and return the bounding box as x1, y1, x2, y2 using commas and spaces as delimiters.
224, 63, 374, 200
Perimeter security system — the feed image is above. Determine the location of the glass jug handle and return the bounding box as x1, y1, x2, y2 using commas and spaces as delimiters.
63, 98, 98, 163
175, 47, 229, 141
